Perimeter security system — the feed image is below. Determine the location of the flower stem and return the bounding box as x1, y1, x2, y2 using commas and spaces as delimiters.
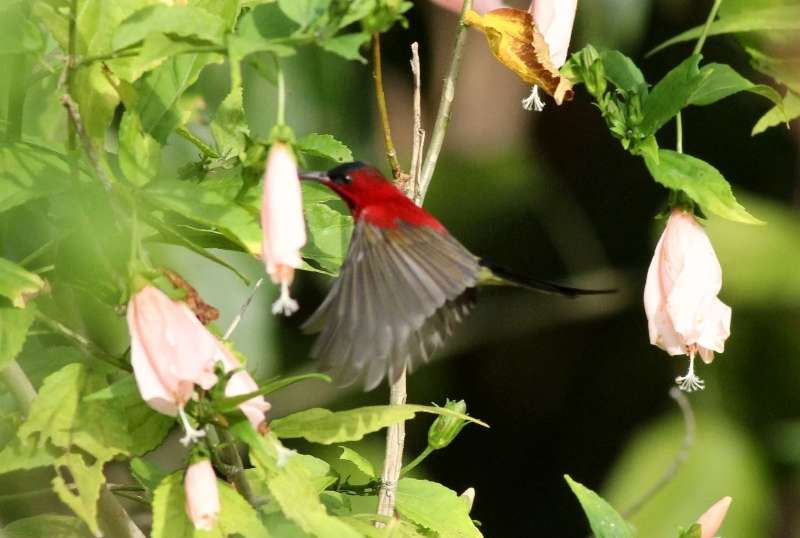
418, 0, 473, 199
216, 426, 257, 506
693, 0, 724, 56
372, 33, 405, 182
621, 387, 695, 518
275, 57, 286, 126
400, 446, 434, 476
676, 112, 683, 154
35, 312, 131, 372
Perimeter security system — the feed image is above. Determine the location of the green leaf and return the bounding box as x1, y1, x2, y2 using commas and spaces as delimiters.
51, 452, 106, 535
232, 424, 362, 538
640, 55, 709, 136
229, 4, 298, 62
296, 133, 354, 163
3, 514, 93, 538
677, 524, 702, 538
0, 436, 55, 474
130, 457, 168, 496
689, 63, 784, 108
151, 471, 270, 538
747, 47, 800, 94
270, 404, 488, 444
320, 33, 371, 63
302, 202, 353, 274
118, 110, 161, 187
752, 90, 800, 135
0, 307, 35, 370
645, 150, 763, 225
210, 87, 250, 160
215, 373, 331, 412
338, 446, 376, 478
135, 53, 224, 143
650, 5, 800, 55
0, 258, 45, 308
0, 1, 45, 55
144, 178, 262, 254
113, 5, 226, 51
395, 478, 481, 538
278, 0, 332, 27
565, 475, 633, 538
599, 49, 647, 95
0, 143, 79, 214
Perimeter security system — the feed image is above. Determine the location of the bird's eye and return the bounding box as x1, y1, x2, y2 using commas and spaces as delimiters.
330, 173, 352, 185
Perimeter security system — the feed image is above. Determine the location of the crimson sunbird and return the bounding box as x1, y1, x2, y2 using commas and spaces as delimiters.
300, 162, 610, 390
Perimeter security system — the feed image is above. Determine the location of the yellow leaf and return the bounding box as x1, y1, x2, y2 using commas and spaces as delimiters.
465, 8, 573, 105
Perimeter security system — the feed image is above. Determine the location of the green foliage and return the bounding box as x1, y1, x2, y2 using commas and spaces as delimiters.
339, 446, 377, 478
689, 63, 783, 108
3, 514, 93, 538
677, 524, 702, 538
644, 150, 762, 225
395, 478, 481, 538
0, 306, 35, 370
565, 475, 633, 538
151, 471, 269, 537
640, 55, 709, 137
297, 133, 355, 163
270, 404, 488, 444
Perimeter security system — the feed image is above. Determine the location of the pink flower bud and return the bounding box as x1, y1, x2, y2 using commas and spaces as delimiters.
643, 210, 731, 391
696, 496, 732, 538
529, 0, 578, 68
217, 345, 270, 431
184, 459, 220, 531
430, 0, 506, 14
127, 286, 221, 416
261, 143, 306, 316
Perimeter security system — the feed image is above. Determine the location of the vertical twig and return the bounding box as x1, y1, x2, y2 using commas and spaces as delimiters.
66, 0, 77, 152
418, 0, 473, 200
224, 278, 265, 340
409, 43, 425, 201
621, 388, 695, 519
60, 94, 113, 190
372, 34, 407, 184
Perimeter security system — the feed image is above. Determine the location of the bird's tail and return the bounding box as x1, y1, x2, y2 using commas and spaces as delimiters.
478, 262, 615, 298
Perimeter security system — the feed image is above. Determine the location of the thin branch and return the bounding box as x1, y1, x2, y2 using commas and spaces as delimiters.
693, 0, 724, 56
418, 0, 474, 199
409, 42, 425, 202
0, 362, 37, 414
176, 126, 220, 159
224, 278, 264, 340
66, 0, 77, 151
60, 94, 113, 190
376, 369, 408, 523
621, 387, 695, 519
217, 427, 257, 506
36, 312, 131, 372
372, 33, 408, 184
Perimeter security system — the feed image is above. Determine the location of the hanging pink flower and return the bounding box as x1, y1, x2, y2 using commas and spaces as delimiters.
184, 459, 220, 531
217, 345, 270, 431
261, 142, 306, 316
696, 497, 732, 538
643, 210, 732, 392
127, 285, 222, 444
522, 0, 579, 110
430, 0, 506, 14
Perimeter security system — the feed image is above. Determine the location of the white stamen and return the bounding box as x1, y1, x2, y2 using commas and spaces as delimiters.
675, 353, 705, 393
271, 281, 299, 316
178, 406, 206, 446
522, 86, 546, 112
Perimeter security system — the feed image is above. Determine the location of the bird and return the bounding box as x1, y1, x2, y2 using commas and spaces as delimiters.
300, 161, 610, 390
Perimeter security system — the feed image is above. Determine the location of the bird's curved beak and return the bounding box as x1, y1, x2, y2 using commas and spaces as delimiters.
299, 171, 329, 182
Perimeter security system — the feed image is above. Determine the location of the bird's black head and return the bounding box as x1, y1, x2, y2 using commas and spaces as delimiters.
326, 161, 369, 185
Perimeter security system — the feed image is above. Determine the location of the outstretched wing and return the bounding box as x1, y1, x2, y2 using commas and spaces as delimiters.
302, 219, 481, 390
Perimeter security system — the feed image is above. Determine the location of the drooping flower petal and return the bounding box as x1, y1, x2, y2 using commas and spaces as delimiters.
261, 143, 306, 316
430, 0, 506, 14
643, 210, 732, 390
528, 0, 578, 68
184, 459, 220, 531
217, 345, 270, 431
128, 286, 221, 416
696, 497, 732, 538
464, 8, 574, 105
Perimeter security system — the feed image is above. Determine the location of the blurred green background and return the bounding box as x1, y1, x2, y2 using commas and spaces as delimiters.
2, 0, 799, 536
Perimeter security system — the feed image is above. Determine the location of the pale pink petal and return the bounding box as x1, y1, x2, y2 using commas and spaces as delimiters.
261, 143, 306, 281
697, 496, 732, 538
644, 231, 685, 355
695, 298, 731, 360
128, 286, 220, 415
529, 0, 578, 67
430, 0, 506, 14
184, 459, 220, 531
218, 346, 270, 430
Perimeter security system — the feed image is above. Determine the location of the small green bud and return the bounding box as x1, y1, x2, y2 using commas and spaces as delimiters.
427, 399, 468, 450
585, 59, 607, 98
